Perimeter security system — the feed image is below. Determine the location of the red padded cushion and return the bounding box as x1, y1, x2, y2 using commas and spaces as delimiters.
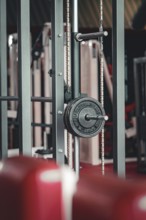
0, 156, 64, 220
73, 174, 146, 220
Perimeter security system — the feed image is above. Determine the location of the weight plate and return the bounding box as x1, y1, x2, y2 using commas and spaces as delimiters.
64, 97, 106, 138
64, 97, 81, 134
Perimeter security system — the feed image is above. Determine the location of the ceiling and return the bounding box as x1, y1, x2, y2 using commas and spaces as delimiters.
7, 0, 141, 29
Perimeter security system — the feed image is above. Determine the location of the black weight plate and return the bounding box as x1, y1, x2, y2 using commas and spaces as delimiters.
64, 102, 72, 132
64, 97, 81, 134
66, 97, 82, 136
68, 97, 105, 138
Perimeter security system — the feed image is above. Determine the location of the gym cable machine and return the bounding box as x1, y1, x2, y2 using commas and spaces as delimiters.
0, 0, 125, 177
51, 0, 125, 177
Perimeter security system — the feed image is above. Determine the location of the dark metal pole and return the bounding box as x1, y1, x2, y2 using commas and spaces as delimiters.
17, 0, 32, 155
52, 0, 65, 165
0, 0, 8, 159
112, 0, 125, 177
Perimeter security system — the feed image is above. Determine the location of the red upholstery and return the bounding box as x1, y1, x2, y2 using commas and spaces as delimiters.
73, 174, 146, 220
1, 156, 146, 220
0, 156, 64, 220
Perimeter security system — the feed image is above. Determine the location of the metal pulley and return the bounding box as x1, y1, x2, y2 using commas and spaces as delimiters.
64, 97, 108, 138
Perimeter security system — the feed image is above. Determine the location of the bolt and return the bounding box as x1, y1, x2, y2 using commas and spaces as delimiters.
58, 149, 63, 153
48, 69, 53, 77
58, 110, 63, 115
58, 33, 62, 37
58, 72, 62, 76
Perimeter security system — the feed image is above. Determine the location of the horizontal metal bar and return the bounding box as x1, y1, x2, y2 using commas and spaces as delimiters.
134, 57, 146, 64
31, 123, 52, 128
8, 121, 52, 128
75, 31, 108, 42
31, 97, 52, 102
0, 96, 19, 101
0, 96, 52, 102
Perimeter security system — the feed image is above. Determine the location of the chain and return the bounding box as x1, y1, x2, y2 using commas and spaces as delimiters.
99, 0, 105, 175
66, 0, 71, 87
66, 0, 72, 168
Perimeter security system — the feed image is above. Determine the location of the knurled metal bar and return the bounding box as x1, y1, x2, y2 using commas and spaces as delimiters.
112, 0, 125, 177
0, 0, 8, 159
17, 0, 32, 155
51, 0, 65, 165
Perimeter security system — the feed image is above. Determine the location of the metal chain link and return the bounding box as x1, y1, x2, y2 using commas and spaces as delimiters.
66, 0, 72, 168
99, 0, 105, 175
66, 0, 71, 87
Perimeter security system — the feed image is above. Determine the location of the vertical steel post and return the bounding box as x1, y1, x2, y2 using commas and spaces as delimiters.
0, 0, 8, 159
52, 0, 65, 164
17, 0, 32, 155
72, 0, 80, 176
72, 0, 80, 97
112, 0, 125, 177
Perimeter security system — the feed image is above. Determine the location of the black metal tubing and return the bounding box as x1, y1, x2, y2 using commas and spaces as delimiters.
8, 121, 52, 128
75, 31, 108, 42
31, 97, 52, 102
133, 58, 146, 165
112, 0, 125, 177
0, 96, 52, 102
133, 60, 140, 116
31, 123, 52, 128
0, 96, 19, 101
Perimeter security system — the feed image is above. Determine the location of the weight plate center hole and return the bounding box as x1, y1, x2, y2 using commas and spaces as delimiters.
78, 107, 96, 128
